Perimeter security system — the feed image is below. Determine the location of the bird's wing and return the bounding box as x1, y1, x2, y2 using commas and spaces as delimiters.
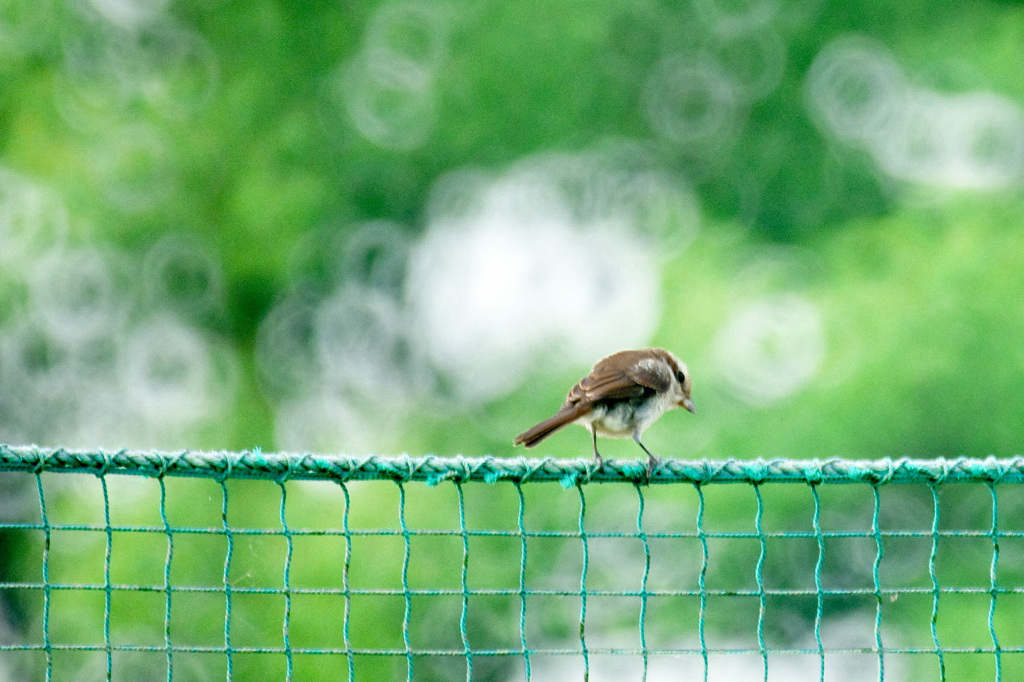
624, 355, 673, 393
564, 350, 671, 407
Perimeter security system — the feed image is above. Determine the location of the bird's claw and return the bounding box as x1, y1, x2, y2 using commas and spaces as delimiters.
645, 455, 659, 483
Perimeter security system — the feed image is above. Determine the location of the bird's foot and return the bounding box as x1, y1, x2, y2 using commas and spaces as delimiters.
645, 454, 660, 483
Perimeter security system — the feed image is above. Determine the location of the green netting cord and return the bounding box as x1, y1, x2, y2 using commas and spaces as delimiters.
4, 445, 1024, 486
4, 444, 1024, 682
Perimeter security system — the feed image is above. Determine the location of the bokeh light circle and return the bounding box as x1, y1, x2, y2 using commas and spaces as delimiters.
805, 36, 907, 145
28, 248, 130, 346
714, 294, 825, 405
142, 233, 225, 318
644, 54, 744, 152
119, 315, 222, 423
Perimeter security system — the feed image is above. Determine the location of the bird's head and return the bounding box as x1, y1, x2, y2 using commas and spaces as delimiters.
663, 351, 696, 415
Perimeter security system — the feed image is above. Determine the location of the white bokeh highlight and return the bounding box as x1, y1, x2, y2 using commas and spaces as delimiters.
0, 168, 238, 448
806, 36, 1024, 190
321, 1, 450, 150
515, 615, 906, 682
315, 285, 425, 403
256, 225, 424, 451
119, 315, 225, 424
57, 13, 218, 130
406, 155, 671, 402
256, 150, 698, 449
142, 233, 225, 318
84, 0, 171, 31
28, 248, 130, 346
644, 54, 745, 152
714, 294, 825, 405
0, 169, 69, 274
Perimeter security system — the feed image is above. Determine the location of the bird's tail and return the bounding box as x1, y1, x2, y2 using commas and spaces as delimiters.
514, 407, 585, 448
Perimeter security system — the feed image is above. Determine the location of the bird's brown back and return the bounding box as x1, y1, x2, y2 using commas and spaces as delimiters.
562, 348, 674, 409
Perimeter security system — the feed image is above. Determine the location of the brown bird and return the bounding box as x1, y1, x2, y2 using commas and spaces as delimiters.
514, 348, 695, 477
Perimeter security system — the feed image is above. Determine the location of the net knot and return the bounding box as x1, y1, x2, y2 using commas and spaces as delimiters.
923, 459, 951, 485
746, 459, 770, 485
848, 460, 894, 485
802, 459, 824, 484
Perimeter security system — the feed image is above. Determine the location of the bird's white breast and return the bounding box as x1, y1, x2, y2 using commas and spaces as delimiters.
575, 390, 678, 438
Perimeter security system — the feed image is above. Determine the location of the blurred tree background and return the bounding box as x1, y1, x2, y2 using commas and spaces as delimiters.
1, 0, 1023, 679
1, 0, 1023, 459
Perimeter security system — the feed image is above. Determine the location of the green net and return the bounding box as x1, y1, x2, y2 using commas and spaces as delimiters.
1, 444, 1023, 680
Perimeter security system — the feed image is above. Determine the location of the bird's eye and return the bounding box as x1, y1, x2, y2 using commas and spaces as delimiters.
675, 371, 686, 384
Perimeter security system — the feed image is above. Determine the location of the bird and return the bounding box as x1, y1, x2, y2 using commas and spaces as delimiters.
513, 348, 695, 478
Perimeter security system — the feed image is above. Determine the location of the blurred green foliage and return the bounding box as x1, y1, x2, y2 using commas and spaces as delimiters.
4, 0, 1021, 456
2, 0, 1024, 679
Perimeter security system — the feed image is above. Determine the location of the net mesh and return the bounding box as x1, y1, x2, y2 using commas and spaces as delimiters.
1, 445, 1023, 681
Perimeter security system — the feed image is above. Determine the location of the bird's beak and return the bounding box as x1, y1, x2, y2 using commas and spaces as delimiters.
682, 398, 696, 414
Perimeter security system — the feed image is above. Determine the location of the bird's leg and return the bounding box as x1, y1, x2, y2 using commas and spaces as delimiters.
591, 426, 603, 469
632, 430, 659, 480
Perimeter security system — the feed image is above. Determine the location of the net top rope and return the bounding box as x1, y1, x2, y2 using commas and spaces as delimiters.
2, 444, 1022, 486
